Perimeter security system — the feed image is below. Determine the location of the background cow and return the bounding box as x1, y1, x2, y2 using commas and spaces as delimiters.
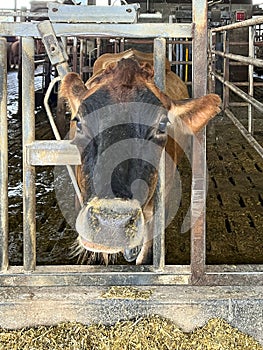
60, 49, 221, 265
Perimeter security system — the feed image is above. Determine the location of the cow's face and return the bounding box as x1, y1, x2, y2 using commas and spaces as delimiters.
60, 58, 221, 264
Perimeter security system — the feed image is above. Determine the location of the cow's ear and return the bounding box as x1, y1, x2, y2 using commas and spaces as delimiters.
168, 94, 221, 133
60, 72, 87, 116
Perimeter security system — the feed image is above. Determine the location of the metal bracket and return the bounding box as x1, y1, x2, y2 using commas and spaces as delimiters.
48, 2, 140, 24
37, 20, 70, 79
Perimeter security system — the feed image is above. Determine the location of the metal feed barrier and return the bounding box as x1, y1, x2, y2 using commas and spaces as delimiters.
0, 1, 263, 342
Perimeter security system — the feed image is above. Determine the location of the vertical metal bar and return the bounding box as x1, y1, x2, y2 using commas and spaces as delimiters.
153, 38, 166, 270
248, 26, 254, 134
191, 0, 208, 283
72, 36, 78, 73
22, 37, 36, 271
208, 30, 214, 93
0, 38, 9, 272
80, 38, 84, 79
179, 40, 183, 79
223, 31, 229, 110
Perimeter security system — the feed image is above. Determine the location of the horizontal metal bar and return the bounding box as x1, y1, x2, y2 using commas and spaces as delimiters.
0, 22, 193, 39
48, 3, 139, 23
211, 15, 263, 32
212, 50, 263, 68
0, 10, 47, 18
224, 107, 263, 159
26, 140, 81, 165
0, 265, 262, 286
212, 71, 263, 113
234, 82, 263, 87
229, 102, 249, 107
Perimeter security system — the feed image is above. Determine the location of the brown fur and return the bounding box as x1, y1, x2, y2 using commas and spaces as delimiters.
60, 50, 221, 265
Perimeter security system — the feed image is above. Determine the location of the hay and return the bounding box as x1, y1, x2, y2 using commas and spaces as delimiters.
101, 286, 153, 300
0, 315, 262, 350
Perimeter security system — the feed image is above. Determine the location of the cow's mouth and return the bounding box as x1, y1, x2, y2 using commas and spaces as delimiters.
75, 197, 145, 261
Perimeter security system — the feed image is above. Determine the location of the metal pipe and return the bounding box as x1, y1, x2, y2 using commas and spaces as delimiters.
22, 37, 36, 271
191, 0, 208, 283
168, 15, 174, 63
153, 37, 166, 271
211, 15, 263, 32
212, 71, 263, 113
0, 38, 9, 272
185, 38, 189, 83
248, 26, 254, 134
79, 38, 84, 79
223, 30, 229, 110
225, 108, 263, 160
212, 50, 263, 68
43, 77, 84, 208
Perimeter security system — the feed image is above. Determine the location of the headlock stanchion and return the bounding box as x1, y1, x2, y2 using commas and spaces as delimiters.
0, 2, 262, 343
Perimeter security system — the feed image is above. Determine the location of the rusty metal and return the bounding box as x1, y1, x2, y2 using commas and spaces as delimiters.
37, 20, 70, 79
0, 38, 8, 272
153, 38, 166, 271
190, 0, 208, 283
22, 37, 36, 271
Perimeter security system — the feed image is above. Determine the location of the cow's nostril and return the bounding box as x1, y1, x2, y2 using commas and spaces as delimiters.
123, 245, 142, 262
76, 198, 144, 251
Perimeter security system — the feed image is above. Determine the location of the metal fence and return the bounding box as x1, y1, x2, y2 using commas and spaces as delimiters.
208, 16, 263, 159
0, 2, 262, 288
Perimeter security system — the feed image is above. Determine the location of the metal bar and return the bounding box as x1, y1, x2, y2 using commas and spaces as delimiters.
0, 38, 9, 272
79, 38, 84, 79
211, 15, 263, 32
48, 3, 139, 23
43, 77, 84, 207
191, 0, 208, 283
208, 30, 214, 93
0, 22, 193, 39
153, 38, 166, 271
225, 108, 263, 159
26, 141, 81, 166
22, 37, 36, 271
248, 26, 254, 134
212, 50, 263, 68
223, 31, 229, 110
37, 20, 70, 79
212, 71, 263, 113
0, 265, 262, 286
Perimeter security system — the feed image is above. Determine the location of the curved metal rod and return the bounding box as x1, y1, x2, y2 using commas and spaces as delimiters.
44, 77, 84, 208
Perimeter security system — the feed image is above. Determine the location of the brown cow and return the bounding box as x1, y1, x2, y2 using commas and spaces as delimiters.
8, 40, 20, 70
60, 49, 221, 264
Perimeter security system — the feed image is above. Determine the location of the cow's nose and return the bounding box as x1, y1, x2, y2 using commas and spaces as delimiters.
76, 197, 144, 251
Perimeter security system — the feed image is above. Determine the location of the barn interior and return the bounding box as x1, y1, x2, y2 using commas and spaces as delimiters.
0, 0, 263, 346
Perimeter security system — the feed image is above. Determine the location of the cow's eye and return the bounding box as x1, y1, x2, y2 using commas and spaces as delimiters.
72, 115, 82, 132
158, 115, 170, 133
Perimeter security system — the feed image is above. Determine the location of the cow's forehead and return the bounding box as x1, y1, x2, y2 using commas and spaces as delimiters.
78, 85, 167, 125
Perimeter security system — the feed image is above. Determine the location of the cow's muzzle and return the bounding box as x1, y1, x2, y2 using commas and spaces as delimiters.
76, 197, 144, 259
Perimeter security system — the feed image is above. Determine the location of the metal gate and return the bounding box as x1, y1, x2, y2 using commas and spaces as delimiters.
0, 2, 263, 288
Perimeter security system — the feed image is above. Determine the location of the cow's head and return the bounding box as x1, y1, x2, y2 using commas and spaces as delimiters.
60, 58, 221, 264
